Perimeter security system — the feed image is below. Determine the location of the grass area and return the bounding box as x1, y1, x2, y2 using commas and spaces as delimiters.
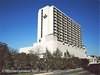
14, 72, 33, 75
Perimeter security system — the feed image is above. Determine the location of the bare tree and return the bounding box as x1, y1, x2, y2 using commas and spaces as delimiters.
0, 42, 9, 73
43, 48, 53, 71
64, 50, 70, 58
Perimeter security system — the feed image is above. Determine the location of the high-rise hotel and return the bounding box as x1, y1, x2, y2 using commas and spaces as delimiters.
37, 5, 87, 58
19, 5, 87, 58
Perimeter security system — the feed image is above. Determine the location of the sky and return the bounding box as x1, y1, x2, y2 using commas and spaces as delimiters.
0, 0, 99, 56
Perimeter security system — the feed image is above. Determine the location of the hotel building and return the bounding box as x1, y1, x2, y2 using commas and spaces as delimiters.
19, 5, 87, 58
37, 5, 87, 58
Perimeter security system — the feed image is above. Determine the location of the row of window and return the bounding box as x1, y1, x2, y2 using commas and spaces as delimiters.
53, 27, 81, 35
54, 33, 81, 40
54, 16, 72, 24
55, 33, 82, 41
55, 29, 80, 34
54, 30, 82, 42
57, 38, 83, 48
53, 7, 83, 48
54, 21, 80, 31
54, 24, 80, 30
54, 23, 80, 31
54, 32, 81, 40
53, 14, 80, 30
54, 13, 72, 23
53, 7, 80, 26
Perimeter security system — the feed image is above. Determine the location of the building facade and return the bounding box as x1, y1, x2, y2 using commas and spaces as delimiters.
19, 5, 87, 58
38, 5, 83, 48
37, 5, 87, 58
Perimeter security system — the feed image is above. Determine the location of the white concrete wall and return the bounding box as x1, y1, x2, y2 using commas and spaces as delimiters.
37, 9, 41, 42
37, 34, 87, 58
19, 47, 33, 54
37, 6, 54, 42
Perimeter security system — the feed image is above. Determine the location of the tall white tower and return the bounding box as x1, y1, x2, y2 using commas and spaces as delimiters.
37, 5, 54, 42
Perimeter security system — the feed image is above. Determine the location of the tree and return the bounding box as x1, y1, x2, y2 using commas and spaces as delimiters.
27, 53, 39, 69
64, 50, 70, 58
43, 48, 53, 71
53, 48, 62, 58
4, 48, 18, 69
8, 47, 18, 55
28, 50, 39, 69
0, 42, 9, 73
44, 48, 53, 59
81, 59, 89, 69
52, 48, 62, 69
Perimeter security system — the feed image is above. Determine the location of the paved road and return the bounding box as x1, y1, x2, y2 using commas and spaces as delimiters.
34, 68, 95, 75
50, 71, 95, 75
2, 68, 96, 75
